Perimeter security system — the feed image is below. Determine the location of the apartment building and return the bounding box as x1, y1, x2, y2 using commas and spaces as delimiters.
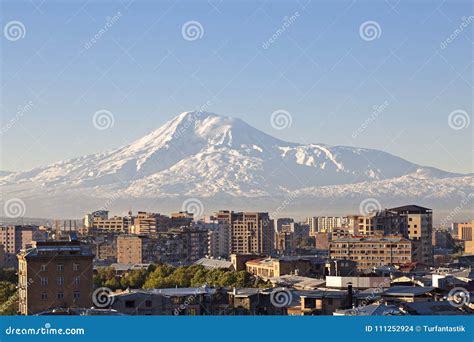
215, 211, 274, 255
354, 210, 407, 236
245, 257, 314, 278
0, 226, 47, 267
84, 210, 108, 228
275, 231, 296, 255
207, 223, 231, 259
131, 211, 192, 235
117, 235, 152, 264
95, 239, 118, 262
275, 218, 294, 233
117, 228, 209, 264
92, 216, 131, 233
307, 216, 346, 234
329, 236, 413, 271
0, 244, 4, 267
17, 239, 94, 315
457, 220, 474, 255
389, 205, 433, 264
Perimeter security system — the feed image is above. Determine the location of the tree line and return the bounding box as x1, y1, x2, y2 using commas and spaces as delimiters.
93, 264, 271, 290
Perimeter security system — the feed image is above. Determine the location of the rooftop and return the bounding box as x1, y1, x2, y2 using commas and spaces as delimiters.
269, 275, 326, 290
382, 286, 436, 297
194, 258, 234, 270
389, 205, 432, 214
331, 236, 409, 243
403, 301, 473, 315
334, 303, 402, 316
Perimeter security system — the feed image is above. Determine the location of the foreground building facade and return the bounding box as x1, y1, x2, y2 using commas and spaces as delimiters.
17, 240, 94, 315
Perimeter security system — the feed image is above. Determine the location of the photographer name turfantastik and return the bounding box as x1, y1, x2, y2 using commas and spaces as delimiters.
423, 325, 466, 333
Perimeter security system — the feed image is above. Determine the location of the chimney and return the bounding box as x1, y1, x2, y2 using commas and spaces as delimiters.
347, 282, 353, 309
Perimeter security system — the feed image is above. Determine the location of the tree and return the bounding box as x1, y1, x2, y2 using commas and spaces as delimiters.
0, 281, 18, 315
190, 268, 209, 287
0, 268, 17, 283
120, 269, 147, 289
104, 277, 121, 290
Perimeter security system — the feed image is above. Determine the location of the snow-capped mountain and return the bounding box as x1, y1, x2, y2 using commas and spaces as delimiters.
1, 111, 472, 219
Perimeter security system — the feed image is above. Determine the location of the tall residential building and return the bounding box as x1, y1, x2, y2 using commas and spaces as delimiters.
0, 244, 4, 267
207, 222, 231, 259
275, 218, 294, 233
117, 228, 208, 264
84, 210, 133, 234
307, 217, 318, 236
215, 211, 274, 255
17, 239, 94, 315
92, 216, 131, 233
0, 226, 47, 267
355, 210, 408, 236
117, 235, 153, 264
171, 211, 194, 220
275, 231, 296, 255
389, 205, 433, 265
84, 210, 109, 228
131, 212, 165, 235
457, 220, 474, 255
95, 239, 118, 262
307, 217, 347, 234
131, 211, 191, 235
329, 236, 413, 271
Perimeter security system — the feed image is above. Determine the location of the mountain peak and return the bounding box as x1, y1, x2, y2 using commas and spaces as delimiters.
1, 110, 470, 219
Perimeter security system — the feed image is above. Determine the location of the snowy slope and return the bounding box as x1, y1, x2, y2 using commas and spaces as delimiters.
0, 111, 472, 218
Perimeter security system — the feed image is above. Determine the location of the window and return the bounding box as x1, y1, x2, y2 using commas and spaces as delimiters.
57, 292, 64, 300
40, 265, 47, 272
41, 277, 48, 286
73, 263, 80, 271
74, 276, 80, 285
145, 300, 152, 307
41, 293, 48, 300
73, 292, 80, 299
57, 264, 64, 272
57, 276, 64, 285
125, 300, 135, 308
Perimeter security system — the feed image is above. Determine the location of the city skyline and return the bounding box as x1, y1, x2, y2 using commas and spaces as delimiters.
0, 0, 473, 336
1, 0, 472, 174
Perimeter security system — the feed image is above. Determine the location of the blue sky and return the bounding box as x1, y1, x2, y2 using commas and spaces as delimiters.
1, 0, 472, 173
